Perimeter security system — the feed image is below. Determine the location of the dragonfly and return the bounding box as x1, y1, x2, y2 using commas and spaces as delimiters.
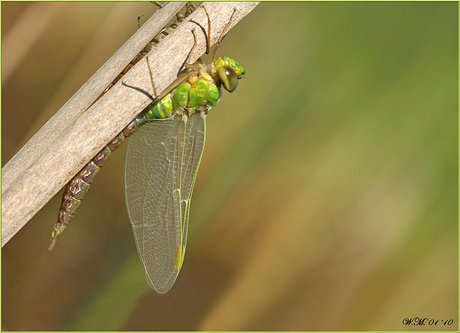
49, 5, 245, 294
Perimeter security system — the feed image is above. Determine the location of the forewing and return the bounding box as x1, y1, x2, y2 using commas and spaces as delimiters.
126, 116, 181, 293
125, 112, 206, 294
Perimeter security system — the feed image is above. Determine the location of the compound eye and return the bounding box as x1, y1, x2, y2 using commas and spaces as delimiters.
217, 66, 238, 92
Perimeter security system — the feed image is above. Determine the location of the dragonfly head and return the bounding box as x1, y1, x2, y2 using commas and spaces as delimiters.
214, 56, 245, 93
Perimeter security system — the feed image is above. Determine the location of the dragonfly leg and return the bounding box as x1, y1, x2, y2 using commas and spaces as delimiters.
150, 2, 164, 9
180, 29, 199, 73
202, 7, 211, 55
137, 15, 144, 30
145, 51, 200, 104
209, 7, 238, 65
143, 3, 202, 101
146, 56, 159, 100
145, 60, 196, 105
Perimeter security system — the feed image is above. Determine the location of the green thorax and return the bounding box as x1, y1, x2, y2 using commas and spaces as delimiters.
144, 56, 245, 121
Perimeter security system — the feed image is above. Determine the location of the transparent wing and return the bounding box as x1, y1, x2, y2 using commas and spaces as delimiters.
125, 112, 206, 294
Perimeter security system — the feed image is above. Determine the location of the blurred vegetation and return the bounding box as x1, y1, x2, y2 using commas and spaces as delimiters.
2, 2, 457, 331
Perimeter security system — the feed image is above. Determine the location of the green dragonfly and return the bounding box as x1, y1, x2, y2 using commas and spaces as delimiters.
49, 6, 245, 294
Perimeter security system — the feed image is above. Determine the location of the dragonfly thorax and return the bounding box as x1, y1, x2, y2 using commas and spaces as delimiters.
172, 70, 222, 115
142, 70, 221, 121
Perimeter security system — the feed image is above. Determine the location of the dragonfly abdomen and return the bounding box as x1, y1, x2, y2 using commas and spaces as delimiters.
49, 94, 174, 250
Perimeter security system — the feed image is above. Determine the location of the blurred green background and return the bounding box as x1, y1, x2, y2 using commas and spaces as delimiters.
2, 2, 458, 331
